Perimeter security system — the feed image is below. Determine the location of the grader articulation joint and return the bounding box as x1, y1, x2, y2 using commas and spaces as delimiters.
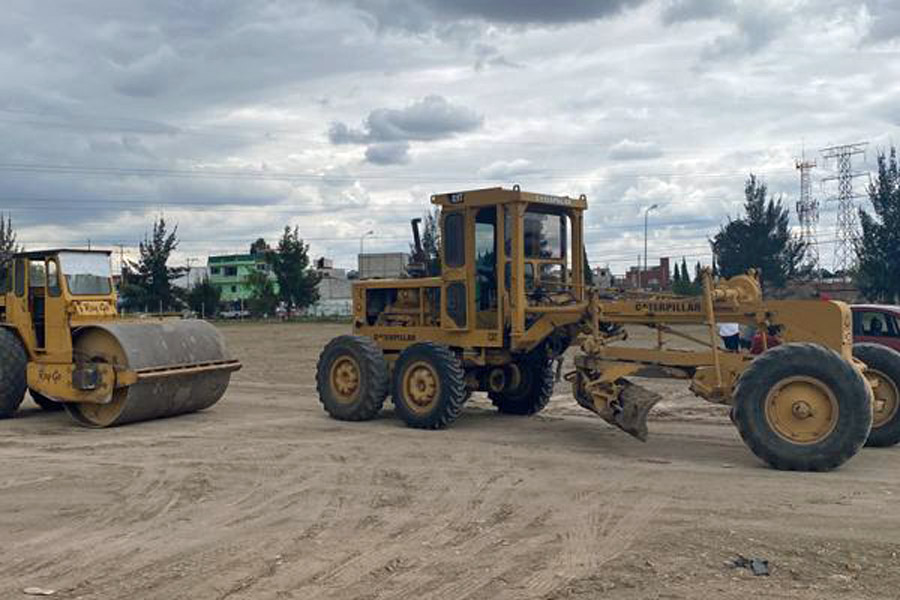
317, 187, 900, 471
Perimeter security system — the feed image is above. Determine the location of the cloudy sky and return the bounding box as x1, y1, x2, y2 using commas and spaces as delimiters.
3, 0, 899, 273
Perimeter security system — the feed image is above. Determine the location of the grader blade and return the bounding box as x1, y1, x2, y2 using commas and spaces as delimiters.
609, 383, 663, 442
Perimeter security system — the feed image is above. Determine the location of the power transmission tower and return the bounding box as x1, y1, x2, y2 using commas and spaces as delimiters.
820, 142, 867, 275
795, 155, 818, 275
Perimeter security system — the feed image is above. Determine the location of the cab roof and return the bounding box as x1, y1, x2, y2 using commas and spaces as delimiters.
430, 186, 588, 210
16, 249, 112, 259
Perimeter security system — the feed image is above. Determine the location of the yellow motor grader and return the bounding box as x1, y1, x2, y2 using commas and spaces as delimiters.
317, 187, 900, 471
0, 249, 241, 427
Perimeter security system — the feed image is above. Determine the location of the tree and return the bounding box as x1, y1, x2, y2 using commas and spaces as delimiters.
250, 238, 270, 256
271, 226, 321, 309
672, 257, 700, 295
711, 174, 806, 289
856, 147, 900, 302
187, 278, 221, 317
0, 214, 19, 267
245, 270, 278, 317
673, 263, 682, 284
121, 217, 185, 312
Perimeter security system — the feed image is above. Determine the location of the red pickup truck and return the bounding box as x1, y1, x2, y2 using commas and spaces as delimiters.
852, 305, 900, 352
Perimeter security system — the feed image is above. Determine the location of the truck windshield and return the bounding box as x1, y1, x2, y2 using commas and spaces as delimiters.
58, 252, 112, 295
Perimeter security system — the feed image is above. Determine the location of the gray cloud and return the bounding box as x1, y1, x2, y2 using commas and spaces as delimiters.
365, 142, 411, 165
660, 0, 787, 61
348, 0, 648, 31
330, 95, 482, 144
866, 0, 900, 41
661, 0, 735, 25
329, 95, 482, 164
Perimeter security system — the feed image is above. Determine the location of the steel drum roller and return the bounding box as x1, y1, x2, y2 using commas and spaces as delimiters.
66, 320, 237, 427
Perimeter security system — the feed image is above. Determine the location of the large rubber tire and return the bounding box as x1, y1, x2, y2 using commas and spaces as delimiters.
488, 351, 554, 416
0, 328, 27, 418
732, 343, 872, 471
316, 335, 388, 421
391, 342, 466, 429
31, 390, 64, 411
853, 343, 900, 448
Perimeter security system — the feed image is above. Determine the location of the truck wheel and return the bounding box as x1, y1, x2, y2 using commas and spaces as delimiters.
392, 342, 466, 429
31, 390, 64, 411
853, 343, 900, 447
0, 329, 27, 418
316, 335, 388, 421
489, 352, 554, 415
732, 343, 871, 471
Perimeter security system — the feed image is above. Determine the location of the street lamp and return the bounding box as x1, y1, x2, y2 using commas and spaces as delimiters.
642, 204, 659, 289
359, 229, 374, 255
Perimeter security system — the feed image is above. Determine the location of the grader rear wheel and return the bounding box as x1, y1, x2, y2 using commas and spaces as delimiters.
489, 350, 554, 416
732, 343, 872, 471
853, 343, 900, 447
391, 342, 466, 429
0, 328, 27, 418
316, 335, 388, 421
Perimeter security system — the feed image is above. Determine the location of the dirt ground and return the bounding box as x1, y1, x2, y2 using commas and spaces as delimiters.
2, 322, 900, 600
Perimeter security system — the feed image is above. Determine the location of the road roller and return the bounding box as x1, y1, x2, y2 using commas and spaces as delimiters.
0, 249, 241, 427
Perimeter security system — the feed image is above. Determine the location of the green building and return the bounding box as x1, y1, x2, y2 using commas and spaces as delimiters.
208, 253, 278, 305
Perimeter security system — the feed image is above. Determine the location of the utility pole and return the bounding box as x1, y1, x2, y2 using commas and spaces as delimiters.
185, 257, 196, 291
821, 142, 867, 277
795, 154, 819, 277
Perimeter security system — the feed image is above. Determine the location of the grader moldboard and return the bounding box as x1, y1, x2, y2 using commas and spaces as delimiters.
317, 187, 900, 471
0, 249, 241, 427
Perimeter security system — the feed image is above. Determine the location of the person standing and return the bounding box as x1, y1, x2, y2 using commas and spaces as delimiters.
718, 322, 741, 352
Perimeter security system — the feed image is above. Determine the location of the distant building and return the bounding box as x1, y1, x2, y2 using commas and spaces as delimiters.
172, 266, 209, 290
208, 253, 278, 305
358, 252, 409, 280
307, 256, 352, 316
624, 257, 670, 290
592, 266, 614, 289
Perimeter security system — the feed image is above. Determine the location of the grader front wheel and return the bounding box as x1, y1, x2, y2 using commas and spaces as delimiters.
853, 343, 900, 447
316, 335, 389, 421
732, 343, 872, 471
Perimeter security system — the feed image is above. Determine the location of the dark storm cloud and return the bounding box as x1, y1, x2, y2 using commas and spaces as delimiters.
329, 95, 482, 164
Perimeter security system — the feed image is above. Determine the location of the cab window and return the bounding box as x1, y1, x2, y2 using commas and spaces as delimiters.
47, 260, 61, 297
443, 212, 464, 268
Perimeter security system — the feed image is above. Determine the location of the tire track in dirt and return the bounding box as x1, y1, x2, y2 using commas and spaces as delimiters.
524, 490, 665, 598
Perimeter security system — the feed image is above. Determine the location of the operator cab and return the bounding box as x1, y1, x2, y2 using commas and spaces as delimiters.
428, 186, 587, 342
1, 249, 113, 353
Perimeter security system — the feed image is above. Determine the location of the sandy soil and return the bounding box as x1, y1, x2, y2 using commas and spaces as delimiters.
2, 322, 900, 600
